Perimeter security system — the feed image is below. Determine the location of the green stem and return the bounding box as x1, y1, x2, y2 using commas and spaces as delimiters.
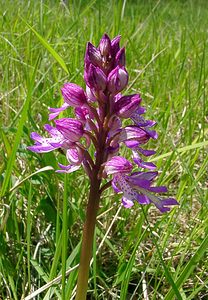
75, 177, 100, 300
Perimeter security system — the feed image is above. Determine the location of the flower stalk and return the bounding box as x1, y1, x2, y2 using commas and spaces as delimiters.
28, 33, 178, 299
75, 175, 100, 300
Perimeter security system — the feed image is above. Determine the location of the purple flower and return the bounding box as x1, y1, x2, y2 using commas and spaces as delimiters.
111, 35, 121, 57
85, 42, 102, 69
115, 47, 126, 67
86, 85, 97, 102
105, 157, 178, 212
27, 125, 66, 153
105, 156, 133, 175
119, 126, 151, 144
56, 147, 84, 174
28, 33, 177, 214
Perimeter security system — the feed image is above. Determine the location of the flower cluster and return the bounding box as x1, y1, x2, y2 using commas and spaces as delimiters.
28, 34, 178, 213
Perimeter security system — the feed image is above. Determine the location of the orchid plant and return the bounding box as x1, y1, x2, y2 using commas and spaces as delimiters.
28, 34, 178, 300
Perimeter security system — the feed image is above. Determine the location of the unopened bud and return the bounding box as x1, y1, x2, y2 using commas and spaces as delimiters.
99, 33, 111, 57
107, 66, 128, 94
61, 83, 86, 107
85, 64, 107, 91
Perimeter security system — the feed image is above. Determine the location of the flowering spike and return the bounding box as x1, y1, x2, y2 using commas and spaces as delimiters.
28, 33, 178, 300
28, 33, 177, 214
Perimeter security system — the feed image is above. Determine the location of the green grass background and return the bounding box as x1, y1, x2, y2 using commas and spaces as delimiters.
0, 0, 208, 299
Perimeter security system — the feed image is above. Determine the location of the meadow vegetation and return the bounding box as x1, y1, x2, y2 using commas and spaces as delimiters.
0, 0, 208, 299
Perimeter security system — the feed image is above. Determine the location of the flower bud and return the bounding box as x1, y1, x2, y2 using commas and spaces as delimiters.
55, 118, 84, 142
75, 107, 89, 124
111, 35, 121, 56
85, 64, 107, 91
85, 42, 102, 68
104, 156, 133, 175
115, 47, 126, 67
114, 94, 141, 118
107, 66, 128, 94
108, 116, 122, 138
86, 85, 97, 102
99, 33, 111, 57
61, 83, 86, 107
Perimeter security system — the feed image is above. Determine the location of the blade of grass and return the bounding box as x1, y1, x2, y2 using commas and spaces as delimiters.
164, 233, 208, 300
0, 58, 39, 198
22, 19, 69, 75
120, 229, 147, 300
9, 166, 54, 193
7, 275, 18, 300
142, 208, 183, 300
150, 140, 208, 162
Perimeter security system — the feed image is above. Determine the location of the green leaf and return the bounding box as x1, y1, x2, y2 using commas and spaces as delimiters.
22, 19, 69, 75
150, 140, 208, 162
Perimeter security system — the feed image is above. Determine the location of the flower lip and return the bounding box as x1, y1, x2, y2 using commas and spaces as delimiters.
28, 126, 65, 153
48, 102, 70, 120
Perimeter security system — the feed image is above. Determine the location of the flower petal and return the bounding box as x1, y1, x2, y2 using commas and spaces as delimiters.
105, 156, 133, 175
136, 194, 150, 204
132, 150, 156, 170
61, 83, 87, 107
112, 175, 121, 193
66, 148, 83, 164
119, 126, 150, 144
48, 103, 70, 120
122, 197, 134, 208
56, 163, 80, 174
